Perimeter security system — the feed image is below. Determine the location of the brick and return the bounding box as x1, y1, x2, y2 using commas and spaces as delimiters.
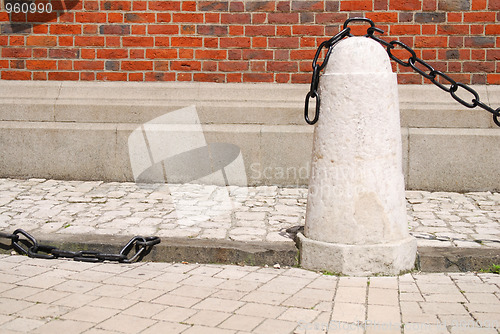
243, 73, 274, 82
202, 61, 217, 71
125, 13, 156, 23
267, 61, 297, 72
219, 61, 249, 71
1, 70, 32, 80
490, 0, 500, 9
268, 13, 299, 24
181, 25, 195, 34
10, 59, 25, 69
291, 1, 324, 11
391, 24, 421, 35
26, 60, 57, 70
465, 36, 495, 47
487, 74, 500, 84
105, 61, 119, 71
471, 0, 488, 9
121, 60, 153, 71
26, 36, 57, 46
75, 12, 106, 23
99, 25, 130, 35
439, 0, 471, 9
193, 73, 225, 82
199, 1, 229, 11
2, 24, 32, 34
415, 36, 448, 48
243, 49, 274, 60
183, 1, 197, 11
171, 37, 203, 47
486, 50, 500, 61
108, 13, 124, 23
97, 49, 128, 59
229, 25, 244, 35
246, 25, 275, 36
463, 61, 495, 73
292, 25, 323, 36
129, 73, 144, 81
415, 12, 446, 23
205, 13, 220, 23
170, 61, 202, 71
221, 13, 251, 24
80, 48, 96, 59
291, 73, 310, 83
390, 0, 422, 9
58, 59, 73, 70
220, 37, 251, 48
145, 72, 176, 81
365, 12, 399, 23
122, 37, 154, 47
75, 36, 104, 46
50, 49, 80, 59
147, 25, 179, 35
74, 60, 104, 70
485, 24, 500, 35
33, 48, 48, 58
269, 37, 299, 48
195, 50, 227, 60
341, 0, 373, 10
316, 13, 349, 24
437, 25, 469, 35
246, 1, 275, 11
48, 72, 80, 80
172, 13, 204, 23
148, 1, 181, 11
423, 0, 438, 10
101, 1, 132, 10
464, 12, 497, 22
146, 49, 178, 59
197, 25, 228, 36
230, 2, 245, 11
2, 48, 32, 58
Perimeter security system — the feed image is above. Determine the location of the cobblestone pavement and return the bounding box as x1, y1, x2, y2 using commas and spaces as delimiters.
0, 255, 498, 334
0, 179, 499, 248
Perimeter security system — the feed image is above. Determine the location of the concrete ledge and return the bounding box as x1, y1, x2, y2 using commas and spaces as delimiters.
0, 233, 298, 267
1, 232, 497, 273
0, 81, 499, 190
417, 246, 500, 273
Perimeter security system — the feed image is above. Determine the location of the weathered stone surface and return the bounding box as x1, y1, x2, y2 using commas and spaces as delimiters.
301, 37, 417, 275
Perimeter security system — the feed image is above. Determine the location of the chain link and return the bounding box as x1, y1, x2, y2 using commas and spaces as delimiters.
305, 17, 500, 127
0, 229, 160, 263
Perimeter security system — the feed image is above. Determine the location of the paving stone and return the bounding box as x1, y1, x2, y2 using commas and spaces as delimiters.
32, 319, 94, 334
331, 303, 365, 323
96, 314, 156, 333
218, 314, 265, 332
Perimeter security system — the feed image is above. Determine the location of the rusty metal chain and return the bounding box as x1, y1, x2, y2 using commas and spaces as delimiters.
0, 229, 160, 263
305, 17, 500, 127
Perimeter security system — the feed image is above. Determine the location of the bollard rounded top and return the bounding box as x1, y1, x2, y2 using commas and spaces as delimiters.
323, 37, 392, 75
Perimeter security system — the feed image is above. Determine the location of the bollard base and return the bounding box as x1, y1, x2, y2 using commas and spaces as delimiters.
297, 233, 417, 276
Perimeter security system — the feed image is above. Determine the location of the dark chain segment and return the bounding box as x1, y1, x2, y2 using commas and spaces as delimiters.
305, 17, 500, 127
0, 229, 160, 263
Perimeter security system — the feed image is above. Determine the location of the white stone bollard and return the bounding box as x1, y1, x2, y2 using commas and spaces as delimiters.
298, 37, 417, 276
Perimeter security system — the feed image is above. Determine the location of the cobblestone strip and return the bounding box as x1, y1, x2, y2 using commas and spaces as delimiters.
0, 179, 498, 248
0, 255, 498, 333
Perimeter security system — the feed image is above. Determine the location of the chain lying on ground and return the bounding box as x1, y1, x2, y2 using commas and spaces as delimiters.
305, 17, 500, 127
0, 229, 160, 263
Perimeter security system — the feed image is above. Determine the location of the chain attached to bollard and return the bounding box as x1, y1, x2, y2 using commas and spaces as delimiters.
305, 17, 500, 127
0, 229, 160, 263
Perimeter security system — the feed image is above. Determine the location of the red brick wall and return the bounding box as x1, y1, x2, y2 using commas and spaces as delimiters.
1, 0, 499, 84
